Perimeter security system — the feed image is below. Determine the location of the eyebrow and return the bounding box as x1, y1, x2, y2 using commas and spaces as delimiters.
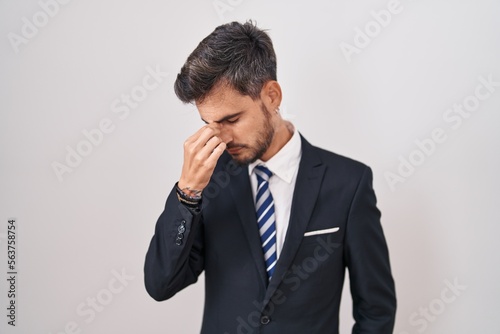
201, 111, 244, 124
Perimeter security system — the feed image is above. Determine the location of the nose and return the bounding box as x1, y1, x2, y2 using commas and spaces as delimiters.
218, 124, 233, 144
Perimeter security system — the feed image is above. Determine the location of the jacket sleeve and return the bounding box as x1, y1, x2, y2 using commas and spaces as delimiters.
345, 167, 397, 333
144, 186, 205, 301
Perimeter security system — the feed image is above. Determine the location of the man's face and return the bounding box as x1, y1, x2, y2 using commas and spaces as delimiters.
196, 84, 275, 165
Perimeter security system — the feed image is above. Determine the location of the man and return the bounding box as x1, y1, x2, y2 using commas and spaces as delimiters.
144, 21, 396, 334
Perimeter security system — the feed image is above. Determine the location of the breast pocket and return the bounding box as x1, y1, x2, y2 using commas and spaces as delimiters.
298, 226, 343, 261
303, 227, 340, 237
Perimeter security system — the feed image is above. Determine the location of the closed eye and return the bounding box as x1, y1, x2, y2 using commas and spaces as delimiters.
200, 111, 244, 125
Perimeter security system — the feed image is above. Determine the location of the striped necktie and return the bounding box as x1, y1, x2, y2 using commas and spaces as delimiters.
254, 165, 277, 280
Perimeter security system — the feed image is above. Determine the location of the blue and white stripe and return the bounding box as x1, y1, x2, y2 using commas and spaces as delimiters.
255, 165, 277, 280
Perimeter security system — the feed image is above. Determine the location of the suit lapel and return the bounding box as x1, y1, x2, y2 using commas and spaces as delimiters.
227, 160, 268, 288
262, 136, 326, 307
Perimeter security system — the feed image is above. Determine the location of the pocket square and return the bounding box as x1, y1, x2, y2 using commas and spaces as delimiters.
304, 227, 340, 237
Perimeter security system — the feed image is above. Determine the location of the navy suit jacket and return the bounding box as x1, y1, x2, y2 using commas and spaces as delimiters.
144, 135, 396, 333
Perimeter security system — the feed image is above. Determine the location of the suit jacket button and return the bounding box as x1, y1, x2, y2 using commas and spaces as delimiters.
260, 315, 270, 325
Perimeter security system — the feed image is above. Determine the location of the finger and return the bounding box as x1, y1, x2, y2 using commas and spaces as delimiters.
184, 127, 220, 160
185, 125, 210, 143
192, 127, 221, 149
185, 125, 220, 145
195, 135, 223, 161
205, 142, 227, 167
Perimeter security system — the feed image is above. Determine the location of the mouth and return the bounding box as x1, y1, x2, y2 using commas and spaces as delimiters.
227, 146, 245, 155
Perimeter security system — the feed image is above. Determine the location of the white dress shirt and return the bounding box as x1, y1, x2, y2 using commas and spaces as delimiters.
248, 125, 302, 258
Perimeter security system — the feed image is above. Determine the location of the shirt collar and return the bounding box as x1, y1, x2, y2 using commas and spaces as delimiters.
248, 125, 302, 184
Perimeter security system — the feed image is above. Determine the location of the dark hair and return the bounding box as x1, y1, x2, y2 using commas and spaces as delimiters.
174, 21, 277, 104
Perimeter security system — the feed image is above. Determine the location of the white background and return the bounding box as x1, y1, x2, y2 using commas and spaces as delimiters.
1, 0, 499, 333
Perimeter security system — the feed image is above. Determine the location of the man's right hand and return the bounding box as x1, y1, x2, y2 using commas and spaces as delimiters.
178, 125, 227, 196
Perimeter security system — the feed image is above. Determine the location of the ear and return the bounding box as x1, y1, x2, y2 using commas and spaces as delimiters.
260, 80, 282, 112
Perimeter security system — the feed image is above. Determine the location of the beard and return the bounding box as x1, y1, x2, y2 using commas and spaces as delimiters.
228, 103, 275, 165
